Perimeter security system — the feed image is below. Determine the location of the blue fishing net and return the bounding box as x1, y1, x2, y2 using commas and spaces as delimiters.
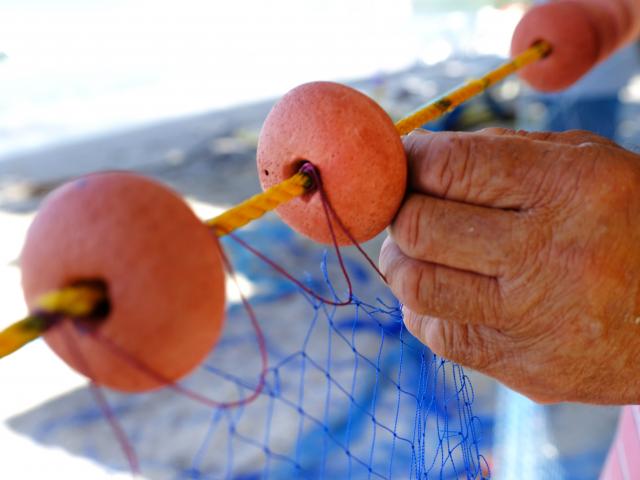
9, 219, 489, 479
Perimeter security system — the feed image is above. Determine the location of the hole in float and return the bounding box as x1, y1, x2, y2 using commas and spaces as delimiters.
531, 38, 553, 58
66, 278, 112, 329
280, 158, 319, 204
293, 159, 318, 204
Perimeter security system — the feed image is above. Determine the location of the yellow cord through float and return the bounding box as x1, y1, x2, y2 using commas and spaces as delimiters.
207, 171, 313, 237
394, 40, 551, 135
0, 284, 108, 358
0, 315, 50, 359
0, 40, 551, 358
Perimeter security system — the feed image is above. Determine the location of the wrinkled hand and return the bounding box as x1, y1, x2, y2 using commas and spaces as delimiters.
379, 128, 640, 404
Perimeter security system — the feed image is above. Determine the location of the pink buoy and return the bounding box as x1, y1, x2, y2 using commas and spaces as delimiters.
21, 172, 226, 392
257, 81, 407, 245
512, 0, 640, 92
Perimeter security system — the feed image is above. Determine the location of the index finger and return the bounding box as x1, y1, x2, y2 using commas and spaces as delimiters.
404, 129, 564, 209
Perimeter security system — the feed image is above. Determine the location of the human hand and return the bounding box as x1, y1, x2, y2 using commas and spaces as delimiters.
379, 128, 640, 404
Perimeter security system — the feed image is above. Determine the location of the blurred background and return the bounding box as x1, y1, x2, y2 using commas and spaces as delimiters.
1, 0, 639, 478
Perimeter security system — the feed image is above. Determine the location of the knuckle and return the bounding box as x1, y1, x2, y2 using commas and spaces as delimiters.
413, 133, 467, 196
445, 134, 473, 195
391, 259, 427, 313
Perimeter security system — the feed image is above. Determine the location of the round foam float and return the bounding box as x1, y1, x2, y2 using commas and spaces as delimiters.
21, 172, 226, 392
511, 0, 635, 92
257, 81, 407, 245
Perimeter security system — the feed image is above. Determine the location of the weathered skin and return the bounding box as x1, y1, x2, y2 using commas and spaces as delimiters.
512, 0, 640, 91
380, 128, 640, 404
257, 81, 407, 245
21, 172, 226, 392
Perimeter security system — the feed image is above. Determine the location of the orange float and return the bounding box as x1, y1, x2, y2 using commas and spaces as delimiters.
20, 172, 226, 392
511, 0, 640, 92
257, 81, 407, 245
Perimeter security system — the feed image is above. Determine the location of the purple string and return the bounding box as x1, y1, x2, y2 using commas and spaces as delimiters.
299, 162, 387, 283
226, 162, 387, 307
57, 323, 140, 476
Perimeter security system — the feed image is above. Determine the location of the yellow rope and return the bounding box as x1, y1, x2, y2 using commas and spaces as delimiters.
394, 40, 551, 135
0, 41, 551, 358
206, 171, 313, 237
36, 283, 107, 317
0, 284, 107, 358
0, 316, 49, 359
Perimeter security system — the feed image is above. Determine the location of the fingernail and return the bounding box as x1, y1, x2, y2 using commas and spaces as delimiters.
378, 237, 392, 274
407, 128, 433, 137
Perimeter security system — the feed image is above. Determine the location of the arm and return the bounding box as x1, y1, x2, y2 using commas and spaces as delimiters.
511, 0, 640, 91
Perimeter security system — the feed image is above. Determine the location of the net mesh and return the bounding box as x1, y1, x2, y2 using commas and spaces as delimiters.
9, 220, 489, 479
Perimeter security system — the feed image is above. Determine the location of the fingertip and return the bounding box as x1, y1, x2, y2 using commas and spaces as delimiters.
402, 128, 433, 158
401, 306, 425, 339
404, 128, 432, 138
401, 306, 417, 335
401, 309, 446, 355
379, 240, 420, 310
378, 235, 399, 278
403, 129, 451, 166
